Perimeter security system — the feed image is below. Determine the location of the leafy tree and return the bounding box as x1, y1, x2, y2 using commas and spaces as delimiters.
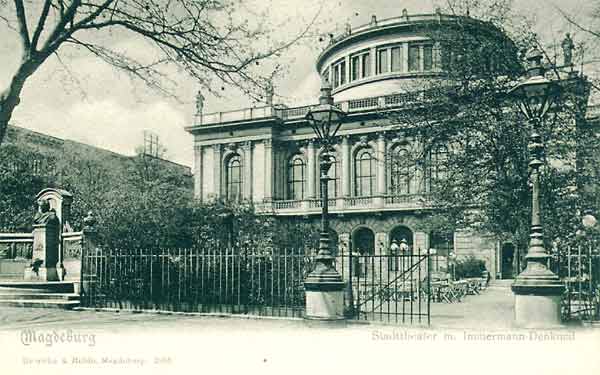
0, 0, 320, 145
0, 142, 54, 231
379, 0, 593, 253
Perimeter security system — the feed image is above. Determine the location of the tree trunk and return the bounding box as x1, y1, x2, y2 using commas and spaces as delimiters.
0, 61, 41, 146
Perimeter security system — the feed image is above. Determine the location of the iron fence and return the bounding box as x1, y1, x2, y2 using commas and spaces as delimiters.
552, 243, 600, 323
81, 246, 312, 318
339, 248, 431, 325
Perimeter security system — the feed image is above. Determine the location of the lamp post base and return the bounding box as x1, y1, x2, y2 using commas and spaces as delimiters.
304, 259, 345, 320
511, 263, 564, 328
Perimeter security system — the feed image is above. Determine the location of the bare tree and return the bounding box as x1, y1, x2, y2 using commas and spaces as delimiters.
0, 0, 320, 145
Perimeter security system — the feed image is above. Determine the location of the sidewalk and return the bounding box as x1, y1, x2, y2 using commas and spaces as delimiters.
430, 280, 516, 329
0, 281, 514, 331
1, 282, 598, 375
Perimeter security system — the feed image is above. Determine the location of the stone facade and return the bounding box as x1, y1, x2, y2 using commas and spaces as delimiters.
184, 12, 590, 280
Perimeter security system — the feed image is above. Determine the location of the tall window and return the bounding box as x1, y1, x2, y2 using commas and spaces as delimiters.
287, 155, 306, 200
430, 231, 453, 256
391, 46, 402, 72
423, 45, 434, 71
389, 147, 413, 194
377, 48, 388, 74
226, 154, 243, 201
408, 44, 420, 72
350, 51, 371, 81
333, 59, 346, 88
426, 145, 449, 190
362, 53, 371, 77
319, 153, 339, 198
355, 148, 375, 196
351, 55, 360, 81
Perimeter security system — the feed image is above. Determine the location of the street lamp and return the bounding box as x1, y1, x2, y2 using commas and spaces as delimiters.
582, 209, 597, 229
508, 47, 565, 327
303, 81, 347, 319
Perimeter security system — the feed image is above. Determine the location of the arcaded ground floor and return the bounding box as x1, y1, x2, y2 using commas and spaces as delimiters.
292, 212, 520, 280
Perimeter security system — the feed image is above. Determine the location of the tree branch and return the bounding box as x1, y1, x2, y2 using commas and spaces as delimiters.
13, 0, 30, 53
30, 0, 53, 51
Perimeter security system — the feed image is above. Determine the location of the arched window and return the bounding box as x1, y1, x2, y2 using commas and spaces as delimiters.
389, 147, 413, 194
354, 148, 375, 196
226, 154, 242, 201
426, 145, 448, 191
287, 155, 306, 200
319, 153, 339, 198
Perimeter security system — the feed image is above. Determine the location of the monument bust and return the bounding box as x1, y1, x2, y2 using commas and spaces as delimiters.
33, 199, 58, 225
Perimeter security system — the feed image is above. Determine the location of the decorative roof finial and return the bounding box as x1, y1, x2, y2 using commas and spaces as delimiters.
402, 9, 409, 20
370, 15, 377, 26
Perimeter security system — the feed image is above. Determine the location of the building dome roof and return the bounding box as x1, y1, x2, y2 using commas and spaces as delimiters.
316, 11, 517, 101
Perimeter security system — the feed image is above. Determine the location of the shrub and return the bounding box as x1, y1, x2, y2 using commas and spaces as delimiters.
454, 255, 486, 279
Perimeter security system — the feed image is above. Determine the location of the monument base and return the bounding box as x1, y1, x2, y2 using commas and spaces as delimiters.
24, 266, 60, 282
514, 293, 563, 328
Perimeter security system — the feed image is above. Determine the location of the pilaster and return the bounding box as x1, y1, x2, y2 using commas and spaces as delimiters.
341, 135, 351, 197
376, 133, 386, 209
307, 140, 317, 199
212, 144, 222, 198
194, 145, 203, 201
264, 139, 274, 201
242, 141, 253, 200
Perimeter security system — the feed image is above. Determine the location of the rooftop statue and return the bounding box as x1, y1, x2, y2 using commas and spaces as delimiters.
562, 33, 575, 66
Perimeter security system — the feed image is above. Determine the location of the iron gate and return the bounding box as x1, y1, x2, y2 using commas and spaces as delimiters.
339, 247, 431, 325
551, 243, 600, 323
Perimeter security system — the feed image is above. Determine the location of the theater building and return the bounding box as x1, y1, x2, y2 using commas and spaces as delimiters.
185, 11, 587, 280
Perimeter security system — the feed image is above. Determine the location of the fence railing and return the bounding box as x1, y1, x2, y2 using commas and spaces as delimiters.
81, 247, 313, 318
0, 232, 33, 259
552, 243, 600, 323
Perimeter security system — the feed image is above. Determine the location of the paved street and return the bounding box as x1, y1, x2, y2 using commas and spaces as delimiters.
0, 280, 514, 332
1, 280, 598, 375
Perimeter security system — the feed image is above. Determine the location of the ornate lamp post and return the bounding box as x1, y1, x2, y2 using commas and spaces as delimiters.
304, 81, 346, 320
582, 210, 597, 230
508, 47, 565, 327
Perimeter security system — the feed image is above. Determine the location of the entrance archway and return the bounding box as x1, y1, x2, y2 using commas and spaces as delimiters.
389, 225, 414, 253
352, 227, 375, 255
501, 243, 515, 279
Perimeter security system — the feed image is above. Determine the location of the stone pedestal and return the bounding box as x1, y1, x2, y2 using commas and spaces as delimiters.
305, 282, 345, 320
514, 293, 562, 328
512, 264, 564, 328
80, 224, 99, 296
304, 264, 346, 320
24, 220, 62, 282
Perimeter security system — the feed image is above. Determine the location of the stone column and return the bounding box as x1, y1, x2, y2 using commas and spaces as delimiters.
307, 140, 316, 199
341, 136, 351, 197
344, 55, 350, 84
194, 145, 203, 201
242, 141, 253, 201
213, 144, 222, 199
377, 133, 386, 195
376, 133, 386, 208
370, 47, 377, 76
264, 139, 274, 201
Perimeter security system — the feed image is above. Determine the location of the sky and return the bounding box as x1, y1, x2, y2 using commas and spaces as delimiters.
0, 0, 596, 167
